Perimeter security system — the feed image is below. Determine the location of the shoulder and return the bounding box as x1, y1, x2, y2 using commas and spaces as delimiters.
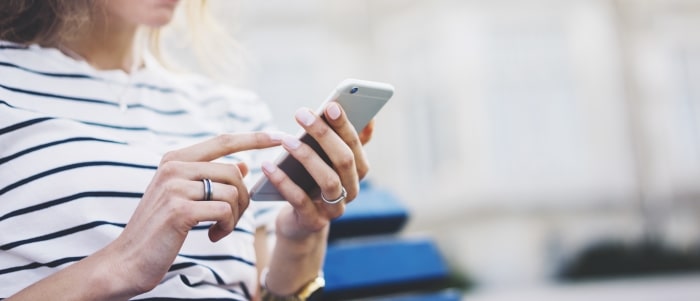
173, 72, 275, 131
0, 41, 31, 58
141, 52, 260, 104
187, 73, 262, 106
143, 64, 276, 131
0, 41, 92, 75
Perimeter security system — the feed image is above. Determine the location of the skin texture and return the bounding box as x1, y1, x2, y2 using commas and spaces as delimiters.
6, 0, 375, 300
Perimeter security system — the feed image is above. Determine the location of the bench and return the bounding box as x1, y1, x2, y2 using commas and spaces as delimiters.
321, 182, 463, 300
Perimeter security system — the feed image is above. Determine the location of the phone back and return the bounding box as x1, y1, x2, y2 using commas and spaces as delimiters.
250, 79, 394, 201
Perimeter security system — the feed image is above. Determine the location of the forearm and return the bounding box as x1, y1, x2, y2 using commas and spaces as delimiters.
264, 224, 328, 295
7, 243, 136, 301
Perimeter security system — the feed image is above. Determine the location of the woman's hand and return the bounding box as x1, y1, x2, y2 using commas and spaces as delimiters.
107, 133, 279, 296
259, 103, 374, 296
7, 132, 280, 301
261, 102, 372, 240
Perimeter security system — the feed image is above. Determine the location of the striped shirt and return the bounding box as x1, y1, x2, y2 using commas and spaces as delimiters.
0, 41, 282, 300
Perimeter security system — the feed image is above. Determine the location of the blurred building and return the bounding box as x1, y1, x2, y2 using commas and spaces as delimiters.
199, 0, 700, 290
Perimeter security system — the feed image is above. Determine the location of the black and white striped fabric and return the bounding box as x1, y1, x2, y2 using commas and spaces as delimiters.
0, 41, 282, 300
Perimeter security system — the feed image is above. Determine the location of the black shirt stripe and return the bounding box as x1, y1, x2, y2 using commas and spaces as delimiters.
169, 261, 226, 285
0, 256, 85, 275
131, 297, 247, 301
0, 191, 142, 222
0, 221, 126, 251
0, 60, 182, 94
0, 117, 52, 135
79, 121, 216, 138
177, 254, 255, 267
0, 137, 126, 165
0, 161, 157, 195
0, 82, 188, 115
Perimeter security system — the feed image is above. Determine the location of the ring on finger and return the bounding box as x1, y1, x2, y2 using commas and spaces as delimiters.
321, 186, 347, 204
202, 178, 213, 201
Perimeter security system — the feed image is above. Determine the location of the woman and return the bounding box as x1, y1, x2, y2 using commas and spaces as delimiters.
0, 0, 372, 300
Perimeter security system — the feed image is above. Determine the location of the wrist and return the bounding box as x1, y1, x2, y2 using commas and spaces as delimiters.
92, 239, 148, 299
274, 206, 330, 243
274, 222, 328, 255
260, 267, 325, 301
5, 241, 140, 301
266, 224, 328, 296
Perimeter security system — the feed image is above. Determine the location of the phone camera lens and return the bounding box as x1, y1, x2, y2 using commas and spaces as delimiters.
350, 87, 359, 94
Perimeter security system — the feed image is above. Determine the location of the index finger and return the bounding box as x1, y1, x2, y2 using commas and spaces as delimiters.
162, 132, 282, 163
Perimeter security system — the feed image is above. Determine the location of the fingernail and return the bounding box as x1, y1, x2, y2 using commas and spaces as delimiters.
267, 131, 285, 142
282, 135, 301, 149
295, 108, 315, 126
262, 161, 277, 173
327, 102, 341, 120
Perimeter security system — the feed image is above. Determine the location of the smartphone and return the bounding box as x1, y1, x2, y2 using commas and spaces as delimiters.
250, 79, 394, 201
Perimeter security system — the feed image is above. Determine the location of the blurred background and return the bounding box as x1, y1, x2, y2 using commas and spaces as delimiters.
178, 0, 700, 299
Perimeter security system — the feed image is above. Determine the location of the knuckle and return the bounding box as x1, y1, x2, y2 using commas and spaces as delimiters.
222, 210, 236, 231
294, 146, 314, 162
336, 153, 355, 171
224, 185, 238, 201
157, 161, 181, 178
168, 201, 190, 220
289, 189, 307, 203
347, 135, 362, 149
160, 150, 179, 164
218, 201, 233, 216
320, 175, 340, 192
215, 134, 236, 148
254, 131, 268, 145
308, 218, 327, 232
310, 123, 332, 138
214, 203, 235, 231
161, 180, 184, 196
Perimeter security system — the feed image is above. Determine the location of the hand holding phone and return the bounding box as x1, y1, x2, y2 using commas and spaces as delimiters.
250, 79, 394, 201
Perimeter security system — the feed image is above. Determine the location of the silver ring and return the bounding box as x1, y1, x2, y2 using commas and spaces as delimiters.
321, 186, 347, 204
202, 178, 213, 201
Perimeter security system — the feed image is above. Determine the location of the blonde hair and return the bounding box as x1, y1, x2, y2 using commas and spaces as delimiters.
151, 0, 245, 82
0, 0, 243, 82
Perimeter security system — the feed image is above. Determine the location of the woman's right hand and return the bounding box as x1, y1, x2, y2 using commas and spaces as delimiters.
105, 132, 280, 296
7, 132, 280, 301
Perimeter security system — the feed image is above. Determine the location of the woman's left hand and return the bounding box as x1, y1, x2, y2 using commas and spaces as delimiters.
261, 102, 372, 240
